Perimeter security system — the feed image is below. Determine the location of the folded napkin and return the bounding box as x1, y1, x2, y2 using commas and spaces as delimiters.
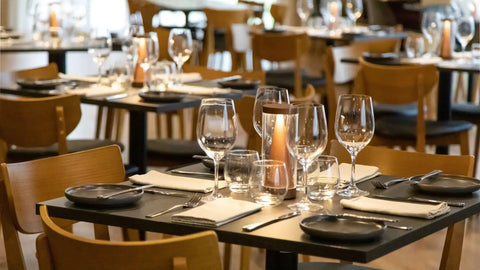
168, 84, 233, 95
400, 57, 443, 65
129, 170, 227, 193
339, 163, 380, 183
59, 73, 98, 83
340, 196, 450, 219
171, 197, 262, 227
66, 86, 124, 97
167, 72, 202, 83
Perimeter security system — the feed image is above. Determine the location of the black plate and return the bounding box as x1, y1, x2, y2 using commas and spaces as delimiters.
138, 91, 186, 103
201, 158, 225, 171
218, 79, 261, 90
16, 78, 69, 90
65, 184, 143, 207
300, 215, 386, 242
362, 52, 399, 65
410, 174, 480, 195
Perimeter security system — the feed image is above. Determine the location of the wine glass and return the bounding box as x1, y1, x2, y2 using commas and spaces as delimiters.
88, 29, 112, 85
345, 0, 363, 27
456, 15, 475, 55
421, 10, 441, 56
297, 0, 313, 26
287, 104, 328, 212
168, 28, 193, 85
133, 32, 159, 90
253, 86, 290, 137
197, 98, 238, 200
335, 94, 374, 197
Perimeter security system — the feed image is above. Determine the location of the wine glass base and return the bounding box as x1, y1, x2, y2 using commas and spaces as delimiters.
203, 192, 223, 201
287, 201, 323, 213
336, 186, 369, 198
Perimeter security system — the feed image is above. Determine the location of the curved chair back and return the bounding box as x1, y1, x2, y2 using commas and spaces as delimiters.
270, 3, 287, 25
15, 63, 59, 80
234, 95, 261, 152
127, 0, 161, 32
0, 145, 125, 269
37, 205, 222, 270
0, 95, 82, 155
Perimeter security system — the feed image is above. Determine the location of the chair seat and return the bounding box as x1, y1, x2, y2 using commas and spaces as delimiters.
147, 139, 204, 156
376, 116, 473, 139
373, 102, 417, 118
8, 139, 124, 159
299, 262, 379, 270
266, 69, 326, 89
452, 103, 480, 122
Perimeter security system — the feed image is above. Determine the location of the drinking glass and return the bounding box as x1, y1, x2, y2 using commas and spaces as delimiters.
249, 160, 288, 206
472, 43, 480, 64
297, 0, 313, 26
88, 29, 112, 85
308, 155, 339, 201
224, 150, 259, 193
168, 28, 193, 85
134, 32, 159, 90
421, 10, 441, 56
253, 86, 290, 137
197, 98, 238, 200
345, 0, 363, 27
335, 94, 374, 197
405, 36, 425, 58
286, 104, 328, 212
456, 15, 475, 54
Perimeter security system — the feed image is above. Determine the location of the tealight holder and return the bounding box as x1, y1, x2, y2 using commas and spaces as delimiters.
327, 0, 342, 34
439, 18, 455, 59
48, 2, 62, 47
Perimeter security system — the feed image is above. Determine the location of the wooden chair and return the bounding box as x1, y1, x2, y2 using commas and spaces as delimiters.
15, 62, 59, 80
0, 145, 125, 270
270, 3, 287, 25
234, 95, 261, 153
452, 102, 480, 175
37, 204, 221, 270
292, 84, 316, 104
0, 94, 122, 162
251, 32, 325, 98
201, 8, 249, 71
328, 140, 474, 270
354, 58, 472, 154
127, 0, 161, 33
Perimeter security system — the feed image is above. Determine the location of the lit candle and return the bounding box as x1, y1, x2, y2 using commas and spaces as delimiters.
440, 19, 452, 59
133, 36, 149, 86
330, 1, 338, 18
49, 10, 58, 28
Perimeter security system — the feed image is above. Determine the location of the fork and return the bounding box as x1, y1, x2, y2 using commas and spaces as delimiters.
371, 178, 408, 189
145, 193, 203, 218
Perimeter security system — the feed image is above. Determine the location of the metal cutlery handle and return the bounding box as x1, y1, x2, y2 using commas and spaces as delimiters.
97, 184, 155, 199
408, 197, 465, 207
420, 170, 442, 181
169, 170, 215, 177
243, 219, 280, 232
146, 205, 184, 218
341, 213, 399, 223
387, 225, 412, 230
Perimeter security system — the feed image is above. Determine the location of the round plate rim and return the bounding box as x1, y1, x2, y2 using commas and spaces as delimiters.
410, 174, 480, 195
64, 183, 143, 207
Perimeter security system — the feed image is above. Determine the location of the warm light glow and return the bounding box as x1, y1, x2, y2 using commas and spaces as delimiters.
440, 19, 452, 59
133, 37, 148, 84
330, 2, 338, 18
267, 114, 294, 189
49, 10, 58, 27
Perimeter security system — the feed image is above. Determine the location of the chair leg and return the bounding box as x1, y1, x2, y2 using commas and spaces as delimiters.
240, 246, 251, 270
473, 125, 480, 175
301, 254, 310, 262
93, 224, 110, 240
459, 130, 470, 156
440, 220, 465, 270
223, 243, 232, 270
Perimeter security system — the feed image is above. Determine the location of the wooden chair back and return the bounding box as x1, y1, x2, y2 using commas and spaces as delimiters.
0, 94, 82, 155
153, 26, 172, 60
234, 95, 261, 152
0, 139, 6, 163
291, 84, 316, 104
270, 3, 287, 25
251, 32, 309, 97
329, 140, 474, 177
0, 145, 125, 269
15, 63, 59, 80
127, 0, 160, 32
354, 58, 438, 151
37, 205, 222, 270
201, 8, 249, 68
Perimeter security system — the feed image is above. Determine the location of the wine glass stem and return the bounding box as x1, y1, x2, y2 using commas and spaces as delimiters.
142, 66, 150, 90
349, 153, 357, 189
97, 64, 102, 85
176, 62, 183, 85
212, 158, 220, 198
301, 162, 309, 202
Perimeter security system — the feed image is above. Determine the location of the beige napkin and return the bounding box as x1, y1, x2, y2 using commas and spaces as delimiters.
129, 170, 227, 193
168, 84, 233, 95
66, 86, 124, 97
166, 72, 202, 83
400, 57, 443, 65
340, 196, 450, 219
58, 73, 98, 83
171, 198, 262, 227
339, 163, 380, 183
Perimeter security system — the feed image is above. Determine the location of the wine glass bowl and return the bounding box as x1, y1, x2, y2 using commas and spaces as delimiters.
346, 0, 363, 27
286, 104, 328, 212
197, 98, 238, 200
168, 28, 193, 85
456, 16, 475, 54
133, 32, 159, 90
253, 86, 290, 137
421, 10, 441, 56
335, 94, 374, 197
296, 0, 313, 26
88, 29, 112, 85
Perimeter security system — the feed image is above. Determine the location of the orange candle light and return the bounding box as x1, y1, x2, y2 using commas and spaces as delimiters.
133, 36, 149, 87
330, 1, 338, 18
440, 19, 453, 59
49, 10, 58, 28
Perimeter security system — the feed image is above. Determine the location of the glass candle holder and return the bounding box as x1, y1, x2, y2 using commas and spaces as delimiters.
439, 18, 455, 59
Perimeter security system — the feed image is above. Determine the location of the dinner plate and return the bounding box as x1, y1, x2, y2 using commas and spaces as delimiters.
16, 78, 69, 90
138, 91, 186, 103
300, 215, 386, 242
410, 174, 480, 195
201, 158, 225, 171
65, 184, 144, 207
217, 79, 261, 90
362, 52, 399, 65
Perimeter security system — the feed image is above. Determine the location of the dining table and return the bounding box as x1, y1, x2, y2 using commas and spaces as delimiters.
37, 162, 480, 270
0, 75, 251, 174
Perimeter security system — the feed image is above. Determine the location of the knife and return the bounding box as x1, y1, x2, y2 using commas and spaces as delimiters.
144, 189, 189, 197
242, 212, 300, 232
371, 194, 465, 207
336, 213, 399, 223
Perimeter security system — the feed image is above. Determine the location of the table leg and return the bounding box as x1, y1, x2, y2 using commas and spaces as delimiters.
467, 72, 474, 102
436, 70, 453, 154
266, 250, 298, 270
48, 51, 66, 74
129, 110, 147, 174
440, 220, 465, 270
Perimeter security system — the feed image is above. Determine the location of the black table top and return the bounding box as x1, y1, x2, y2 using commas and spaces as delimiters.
37, 164, 480, 263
